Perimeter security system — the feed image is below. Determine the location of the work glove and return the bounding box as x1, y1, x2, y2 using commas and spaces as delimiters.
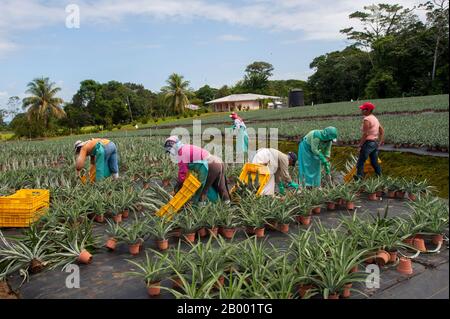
319, 153, 328, 165
324, 161, 331, 175
278, 182, 286, 196
287, 181, 299, 190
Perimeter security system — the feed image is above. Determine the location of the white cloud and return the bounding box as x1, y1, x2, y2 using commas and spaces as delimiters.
0, 0, 427, 56
0, 91, 8, 97
219, 34, 247, 42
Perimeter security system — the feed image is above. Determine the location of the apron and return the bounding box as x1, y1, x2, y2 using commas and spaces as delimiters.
298, 139, 321, 187
188, 160, 219, 203
92, 139, 112, 182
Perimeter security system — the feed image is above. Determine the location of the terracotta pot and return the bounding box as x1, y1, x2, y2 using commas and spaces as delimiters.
172, 276, 183, 289
184, 232, 196, 243
432, 234, 444, 245
342, 283, 352, 298
368, 193, 378, 201
365, 257, 375, 264
112, 214, 123, 223
246, 227, 255, 235
218, 227, 224, 236
403, 237, 414, 246
197, 228, 208, 238
78, 250, 92, 264
327, 293, 340, 299
327, 202, 336, 211
389, 251, 398, 263
312, 206, 321, 214
162, 179, 171, 187
346, 201, 355, 210
337, 198, 346, 206
265, 221, 278, 230
255, 227, 265, 238
395, 191, 405, 199
279, 223, 290, 233
215, 276, 225, 289
171, 228, 182, 238
387, 191, 396, 198
156, 239, 169, 251
376, 191, 383, 197
408, 194, 417, 201
375, 250, 390, 266
350, 265, 359, 273
129, 243, 140, 255
208, 227, 218, 237
147, 282, 161, 297
413, 238, 427, 252
397, 257, 413, 275
94, 215, 105, 223
299, 216, 312, 226
122, 209, 129, 219
222, 228, 236, 239
105, 238, 117, 251
298, 284, 313, 298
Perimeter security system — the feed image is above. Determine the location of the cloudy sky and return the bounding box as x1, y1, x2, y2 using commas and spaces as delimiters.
0, 0, 424, 110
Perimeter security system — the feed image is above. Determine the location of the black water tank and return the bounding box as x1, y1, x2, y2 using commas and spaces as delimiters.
289, 89, 304, 107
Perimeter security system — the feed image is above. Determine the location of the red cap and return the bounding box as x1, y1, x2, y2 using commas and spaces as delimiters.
359, 102, 375, 111
230, 112, 238, 119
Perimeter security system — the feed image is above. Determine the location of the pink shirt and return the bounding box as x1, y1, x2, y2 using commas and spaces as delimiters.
362, 114, 380, 141
177, 144, 210, 182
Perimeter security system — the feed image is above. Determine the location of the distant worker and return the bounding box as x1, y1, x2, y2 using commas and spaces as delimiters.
251, 148, 298, 195
355, 102, 384, 179
230, 112, 249, 155
164, 136, 230, 204
74, 138, 119, 182
298, 127, 338, 187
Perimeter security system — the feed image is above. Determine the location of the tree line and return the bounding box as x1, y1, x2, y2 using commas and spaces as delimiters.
1, 1, 447, 138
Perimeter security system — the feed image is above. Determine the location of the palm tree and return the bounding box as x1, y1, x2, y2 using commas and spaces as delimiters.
22, 77, 65, 128
162, 73, 191, 114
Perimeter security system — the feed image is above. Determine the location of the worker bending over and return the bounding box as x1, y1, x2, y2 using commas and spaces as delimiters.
298, 127, 338, 187
251, 148, 298, 195
164, 136, 230, 204
74, 138, 119, 182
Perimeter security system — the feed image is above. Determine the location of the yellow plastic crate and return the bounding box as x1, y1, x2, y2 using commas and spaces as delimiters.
0, 189, 50, 227
344, 158, 382, 183
0, 207, 48, 228
156, 174, 202, 218
232, 163, 271, 196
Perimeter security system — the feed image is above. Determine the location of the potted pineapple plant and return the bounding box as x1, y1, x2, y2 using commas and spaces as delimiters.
239, 209, 267, 238
273, 199, 296, 233
105, 218, 122, 251
118, 221, 146, 255
178, 208, 199, 243
161, 164, 174, 188
219, 208, 240, 240
147, 215, 175, 251
127, 252, 169, 297
340, 185, 359, 210
363, 178, 382, 201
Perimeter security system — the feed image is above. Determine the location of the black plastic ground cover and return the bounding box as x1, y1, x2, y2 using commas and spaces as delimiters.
3, 197, 449, 299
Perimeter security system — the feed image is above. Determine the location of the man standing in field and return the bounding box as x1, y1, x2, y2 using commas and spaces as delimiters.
355, 102, 385, 179
74, 138, 119, 182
